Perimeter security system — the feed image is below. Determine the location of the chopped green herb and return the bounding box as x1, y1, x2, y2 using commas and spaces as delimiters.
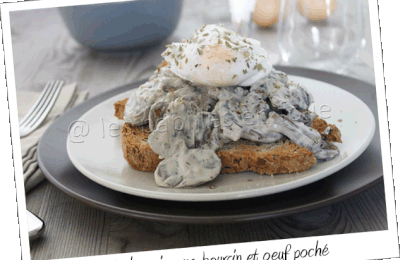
213, 28, 221, 36
197, 48, 203, 55
247, 62, 250, 68
226, 59, 231, 63
225, 41, 232, 48
175, 60, 179, 66
243, 69, 248, 74
257, 64, 263, 71
179, 46, 183, 52
223, 36, 231, 42
232, 57, 237, 62
218, 39, 222, 44
273, 82, 281, 89
185, 58, 188, 64
203, 33, 209, 36
232, 74, 237, 79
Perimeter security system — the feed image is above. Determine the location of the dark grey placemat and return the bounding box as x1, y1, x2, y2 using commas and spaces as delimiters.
37, 66, 384, 223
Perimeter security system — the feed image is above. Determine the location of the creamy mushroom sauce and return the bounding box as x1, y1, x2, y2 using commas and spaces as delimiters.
124, 25, 339, 188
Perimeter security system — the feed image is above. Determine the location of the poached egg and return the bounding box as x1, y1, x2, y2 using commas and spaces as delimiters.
162, 24, 273, 87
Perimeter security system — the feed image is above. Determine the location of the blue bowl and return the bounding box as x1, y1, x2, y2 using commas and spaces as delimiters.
58, 0, 183, 52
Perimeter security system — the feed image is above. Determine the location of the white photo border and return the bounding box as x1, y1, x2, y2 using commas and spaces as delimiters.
0, 0, 398, 259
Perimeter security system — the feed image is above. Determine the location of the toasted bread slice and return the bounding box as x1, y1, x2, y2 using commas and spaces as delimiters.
114, 98, 128, 120
121, 122, 316, 174
121, 123, 162, 172
310, 115, 342, 143
216, 139, 316, 174
116, 98, 340, 174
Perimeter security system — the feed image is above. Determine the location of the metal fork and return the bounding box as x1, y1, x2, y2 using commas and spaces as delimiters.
19, 80, 64, 137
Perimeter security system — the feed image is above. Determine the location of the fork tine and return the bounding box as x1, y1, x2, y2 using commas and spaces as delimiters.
19, 81, 54, 126
25, 80, 63, 130
19, 81, 64, 137
20, 81, 58, 129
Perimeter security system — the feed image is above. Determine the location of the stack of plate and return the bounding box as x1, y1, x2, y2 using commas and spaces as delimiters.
38, 67, 382, 224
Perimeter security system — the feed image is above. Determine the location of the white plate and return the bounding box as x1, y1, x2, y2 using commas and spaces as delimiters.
66, 75, 375, 201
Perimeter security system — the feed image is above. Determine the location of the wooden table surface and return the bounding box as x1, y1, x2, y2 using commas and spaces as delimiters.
9, 2, 387, 260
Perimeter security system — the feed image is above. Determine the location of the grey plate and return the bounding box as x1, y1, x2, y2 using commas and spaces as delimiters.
37, 66, 384, 224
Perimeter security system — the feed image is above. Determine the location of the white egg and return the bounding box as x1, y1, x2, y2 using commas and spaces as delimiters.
253, 0, 281, 27
297, 0, 337, 21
